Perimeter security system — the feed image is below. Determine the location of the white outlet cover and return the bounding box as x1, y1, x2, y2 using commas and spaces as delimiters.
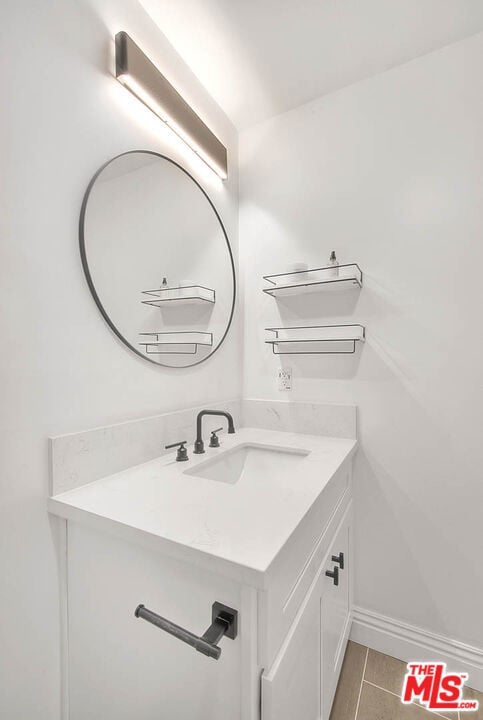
277, 367, 292, 390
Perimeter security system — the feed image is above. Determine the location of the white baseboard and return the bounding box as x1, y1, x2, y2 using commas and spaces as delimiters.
350, 606, 483, 692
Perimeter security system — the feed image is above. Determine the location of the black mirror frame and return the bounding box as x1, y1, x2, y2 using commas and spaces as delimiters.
79, 150, 236, 368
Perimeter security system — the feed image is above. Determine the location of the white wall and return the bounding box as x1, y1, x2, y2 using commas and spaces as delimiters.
240, 33, 483, 654
0, 1, 240, 718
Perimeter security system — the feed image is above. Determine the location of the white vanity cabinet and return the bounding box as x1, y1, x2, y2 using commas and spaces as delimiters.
65, 485, 352, 720
262, 505, 352, 720
50, 429, 356, 720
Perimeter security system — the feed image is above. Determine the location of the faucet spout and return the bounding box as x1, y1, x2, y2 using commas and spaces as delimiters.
194, 410, 235, 454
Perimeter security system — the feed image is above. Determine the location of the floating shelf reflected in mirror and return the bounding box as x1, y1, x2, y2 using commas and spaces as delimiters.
139, 331, 213, 355
142, 285, 216, 307
263, 263, 362, 298
265, 324, 365, 355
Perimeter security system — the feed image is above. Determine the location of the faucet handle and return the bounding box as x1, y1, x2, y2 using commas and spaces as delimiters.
165, 440, 189, 462
209, 428, 223, 448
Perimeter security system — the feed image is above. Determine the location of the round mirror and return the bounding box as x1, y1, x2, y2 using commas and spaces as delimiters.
80, 151, 235, 367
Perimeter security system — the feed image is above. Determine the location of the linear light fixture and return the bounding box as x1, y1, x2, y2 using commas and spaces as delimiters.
115, 31, 228, 180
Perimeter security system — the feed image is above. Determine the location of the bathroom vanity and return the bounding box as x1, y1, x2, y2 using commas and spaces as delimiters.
49, 427, 355, 720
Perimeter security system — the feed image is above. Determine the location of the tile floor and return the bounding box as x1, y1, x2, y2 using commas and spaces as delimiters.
330, 641, 483, 720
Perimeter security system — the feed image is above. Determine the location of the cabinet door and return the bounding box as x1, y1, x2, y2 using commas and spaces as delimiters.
262, 506, 352, 720
261, 582, 322, 720
321, 509, 351, 720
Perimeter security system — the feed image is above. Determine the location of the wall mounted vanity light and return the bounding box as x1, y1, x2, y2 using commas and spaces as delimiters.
115, 31, 228, 180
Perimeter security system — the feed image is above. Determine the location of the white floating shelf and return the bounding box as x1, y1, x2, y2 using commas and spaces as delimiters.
139, 331, 213, 356
142, 285, 215, 306
265, 324, 365, 355
263, 264, 362, 298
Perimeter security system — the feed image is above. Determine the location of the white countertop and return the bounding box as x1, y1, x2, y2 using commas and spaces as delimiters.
48, 428, 356, 586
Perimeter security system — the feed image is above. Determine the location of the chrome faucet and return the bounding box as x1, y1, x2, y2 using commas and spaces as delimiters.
194, 410, 235, 454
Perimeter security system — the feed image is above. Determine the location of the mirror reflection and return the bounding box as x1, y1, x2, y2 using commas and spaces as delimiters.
80, 152, 235, 367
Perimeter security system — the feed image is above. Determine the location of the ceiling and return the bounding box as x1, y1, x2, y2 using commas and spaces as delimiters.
139, 0, 483, 129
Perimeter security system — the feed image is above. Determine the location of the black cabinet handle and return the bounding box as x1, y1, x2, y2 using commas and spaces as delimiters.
332, 552, 344, 570
325, 566, 339, 586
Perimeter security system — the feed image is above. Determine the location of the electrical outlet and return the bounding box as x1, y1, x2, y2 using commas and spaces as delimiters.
277, 367, 292, 390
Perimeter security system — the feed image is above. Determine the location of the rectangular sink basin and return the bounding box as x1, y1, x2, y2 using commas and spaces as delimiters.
184, 443, 310, 485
